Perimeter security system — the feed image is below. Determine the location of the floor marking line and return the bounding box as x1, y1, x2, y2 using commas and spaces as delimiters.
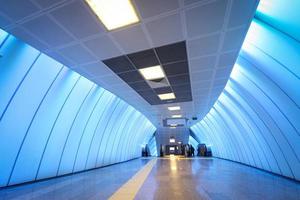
108, 158, 157, 200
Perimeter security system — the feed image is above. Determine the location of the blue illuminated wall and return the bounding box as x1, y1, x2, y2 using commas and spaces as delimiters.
0, 29, 156, 187
148, 135, 158, 157
191, 0, 300, 181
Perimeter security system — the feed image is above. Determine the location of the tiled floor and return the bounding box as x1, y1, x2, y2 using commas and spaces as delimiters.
135, 157, 300, 200
0, 157, 299, 200
0, 159, 149, 200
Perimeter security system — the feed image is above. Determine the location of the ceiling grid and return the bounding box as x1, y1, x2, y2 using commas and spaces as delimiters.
0, 0, 259, 126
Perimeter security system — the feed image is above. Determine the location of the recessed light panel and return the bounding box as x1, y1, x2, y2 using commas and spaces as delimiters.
172, 115, 182, 118
139, 65, 165, 80
158, 93, 175, 100
86, 0, 140, 31
168, 106, 180, 111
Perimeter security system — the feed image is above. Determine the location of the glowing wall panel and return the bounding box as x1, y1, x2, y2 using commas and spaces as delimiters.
191, 16, 300, 180
148, 135, 158, 157
0, 30, 156, 187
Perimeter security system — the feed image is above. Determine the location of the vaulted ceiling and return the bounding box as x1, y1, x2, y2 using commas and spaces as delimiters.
0, 0, 259, 127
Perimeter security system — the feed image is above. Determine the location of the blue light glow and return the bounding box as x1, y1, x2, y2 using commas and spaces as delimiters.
191, 1, 300, 181
0, 29, 156, 187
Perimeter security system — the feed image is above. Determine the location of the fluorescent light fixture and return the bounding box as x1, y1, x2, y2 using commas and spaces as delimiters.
170, 124, 177, 127
158, 93, 175, 100
170, 138, 175, 143
85, 0, 140, 31
168, 106, 180, 111
139, 65, 165, 80
171, 114, 182, 118
170, 126, 176, 129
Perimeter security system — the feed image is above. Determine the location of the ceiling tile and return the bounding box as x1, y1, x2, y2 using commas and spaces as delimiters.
228, 0, 258, 28
146, 13, 184, 47
174, 90, 192, 97
32, 0, 65, 9
185, 0, 227, 37
217, 51, 238, 68
188, 34, 221, 58
110, 83, 132, 91
168, 74, 190, 86
153, 87, 173, 94
213, 78, 228, 86
155, 41, 187, 64
57, 44, 96, 65
191, 70, 214, 82
129, 81, 152, 91
212, 85, 224, 93
103, 56, 136, 74
22, 15, 74, 48
80, 62, 113, 77
84, 35, 121, 60
50, 1, 104, 40
162, 61, 189, 76
134, 0, 179, 19
172, 84, 190, 92
118, 70, 144, 83
0, 13, 12, 28
189, 56, 216, 72
137, 89, 156, 97
0, 0, 39, 21
145, 97, 161, 105
192, 88, 210, 96
127, 49, 159, 69
174, 96, 192, 102
192, 80, 211, 89
46, 51, 75, 67
222, 27, 248, 51
97, 74, 123, 86
214, 67, 232, 79
111, 25, 151, 54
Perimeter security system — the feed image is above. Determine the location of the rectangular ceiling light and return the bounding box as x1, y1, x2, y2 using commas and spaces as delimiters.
168, 106, 180, 111
85, 0, 140, 31
172, 115, 182, 118
139, 65, 165, 81
169, 138, 176, 143
158, 93, 175, 100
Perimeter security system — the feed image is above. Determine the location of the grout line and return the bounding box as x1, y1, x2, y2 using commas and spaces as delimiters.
108, 158, 157, 200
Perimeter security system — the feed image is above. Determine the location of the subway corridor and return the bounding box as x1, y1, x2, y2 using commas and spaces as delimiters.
0, 0, 299, 199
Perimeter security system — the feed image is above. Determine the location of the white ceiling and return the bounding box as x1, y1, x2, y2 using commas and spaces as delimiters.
0, 0, 259, 127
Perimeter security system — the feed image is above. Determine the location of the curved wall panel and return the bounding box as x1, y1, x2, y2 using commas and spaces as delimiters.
148, 135, 158, 157
0, 30, 156, 187
191, 10, 300, 180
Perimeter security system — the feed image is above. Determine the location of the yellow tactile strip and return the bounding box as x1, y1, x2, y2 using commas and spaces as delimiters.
109, 158, 157, 200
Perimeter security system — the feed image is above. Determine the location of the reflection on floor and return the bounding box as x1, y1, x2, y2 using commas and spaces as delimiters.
136, 157, 300, 200
0, 157, 299, 200
0, 159, 149, 200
